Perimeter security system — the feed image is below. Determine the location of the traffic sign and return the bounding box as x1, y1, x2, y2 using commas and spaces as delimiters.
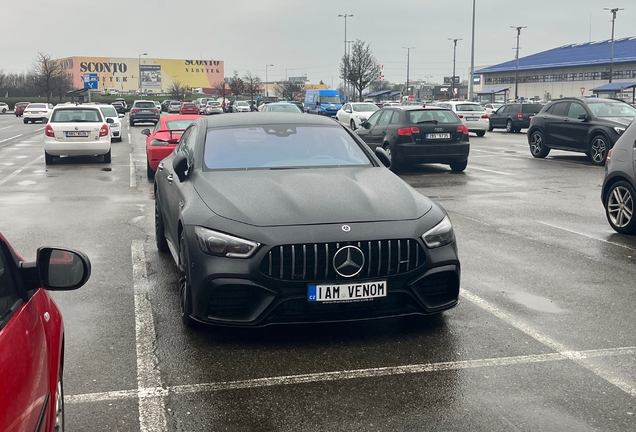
580, 87, 585, 96
83, 73, 99, 89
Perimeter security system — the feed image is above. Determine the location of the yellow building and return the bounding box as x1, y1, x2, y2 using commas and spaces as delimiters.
57, 56, 225, 93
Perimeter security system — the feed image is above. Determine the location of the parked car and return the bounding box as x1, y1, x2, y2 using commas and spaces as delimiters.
483, 102, 503, 114
153, 100, 162, 112
226, 100, 236, 113
436, 101, 489, 137
602, 119, 636, 234
489, 102, 543, 133
355, 106, 470, 172
97, 104, 125, 142
168, 101, 182, 113
0, 102, 8, 113
44, 104, 114, 164
141, 114, 200, 179
304, 89, 342, 116
111, 102, 127, 115
259, 102, 303, 113
195, 98, 211, 114
23, 103, 54, 124
114, 98, 128, 111
0, 233, 91, 432
160, 100, 172, 112
336, 102, 380, 130
204, 101, 224, 115
180, 102, 199, 115
130, 100, 160, 126
232, 101, 251, 113
527, 97, 636, 166
153, 113, 460, 327
14, 102, 30, 117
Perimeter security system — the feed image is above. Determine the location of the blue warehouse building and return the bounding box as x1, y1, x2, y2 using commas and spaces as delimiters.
475, 37, 636, 102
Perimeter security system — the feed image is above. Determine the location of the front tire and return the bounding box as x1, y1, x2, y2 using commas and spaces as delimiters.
589, 135, 608, 166
605, 181, 636, 234
350, 119, 356, 130
529, 130, 550, 158
383, 144, 401, 173
154, 194, 169, 253
488, 125, 494, 132
450, 160, 468, 172
179, 233, 197, 327
103, 149, 111, 163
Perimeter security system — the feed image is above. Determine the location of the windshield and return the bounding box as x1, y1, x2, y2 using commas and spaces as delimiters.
165, 120, 195, 130
587, 101, 636, 117
456, 104, 485, 112
28, 104, 47, 109
320, 96, 341, 104
269, 104, 302, 113
51, 109, 102, 122
207, 102, 220, 106
236, 101, 249, 106
204, 125, 370, 170
135, 102, 155, 108
352, 103, 379, 112
170, 102, 181, 105
408, 110, 460, 124
100, 106, 118, 117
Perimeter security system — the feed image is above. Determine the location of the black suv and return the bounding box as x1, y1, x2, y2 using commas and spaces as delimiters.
129, 100, 160, 126
527, 97, 636, 166
489, 102, 543, 133
355, 106, 470, 172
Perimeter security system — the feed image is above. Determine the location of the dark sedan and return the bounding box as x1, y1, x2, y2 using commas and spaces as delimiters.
527, 97, 636, 166
154, 113, 461, 328
355, 106, 470, 172
489, 103, 542, 133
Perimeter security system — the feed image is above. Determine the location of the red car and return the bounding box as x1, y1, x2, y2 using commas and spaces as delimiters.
14, 102, 31, 117
0, 233, 91, 432
179, 102, 199, 115
142, 114, 200, 179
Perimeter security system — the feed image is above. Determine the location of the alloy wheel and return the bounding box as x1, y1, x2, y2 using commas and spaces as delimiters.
530, 133, 543, 155
384, 146, 392, 163
590, 137, 607, 163
607, 185, 634, 228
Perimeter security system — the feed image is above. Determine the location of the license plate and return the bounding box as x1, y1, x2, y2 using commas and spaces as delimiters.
425, 133, 450, 139
466, 117, 478, 121
308, 280, 387, 303
65, 131, 89, 137
141, 109, 150, 113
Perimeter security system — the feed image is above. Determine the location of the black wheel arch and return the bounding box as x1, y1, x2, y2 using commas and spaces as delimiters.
602, 172, 636, 205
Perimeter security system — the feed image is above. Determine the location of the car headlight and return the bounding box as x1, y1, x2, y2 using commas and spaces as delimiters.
614, 126, 626, 135
194, 226, 260, 258
421, 216, 455, 248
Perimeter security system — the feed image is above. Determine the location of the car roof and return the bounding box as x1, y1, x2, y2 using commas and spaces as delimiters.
203, 112, 339, 129
392, 106, 450, 111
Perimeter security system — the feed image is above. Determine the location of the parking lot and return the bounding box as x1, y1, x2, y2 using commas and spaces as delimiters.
1, 112, 635, 431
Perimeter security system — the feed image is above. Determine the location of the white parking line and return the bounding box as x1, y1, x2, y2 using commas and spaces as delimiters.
468, 166, 512, 176
0, 154, 43, 186
538, 221, 636, 251
0, 134, 23, 144
0, 126, 13, 130
131, 241, 167, 431
130, 153, 137, 188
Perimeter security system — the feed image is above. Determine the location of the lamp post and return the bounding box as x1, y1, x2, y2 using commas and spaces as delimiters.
604, 7, 624, 83
403, 47, 415, 99
469, 0, 476, 101
510, 26, 527, 100
338, 14, 353, 101
346, 40, 354, 100
138, 52, 147, 95
265, 64, 273, 97
448, 39, 461, 100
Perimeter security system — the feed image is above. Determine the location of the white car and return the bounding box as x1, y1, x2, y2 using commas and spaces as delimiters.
436, 101, 490, 137
336, 102, 379, 130
232, 101, 250, 112
44, 105, 113, 164
483, 103, 503, 114
97, 104, 125, 142
204, 101, 223, 115
0, 102, 8, 114
23, 103, 54, 124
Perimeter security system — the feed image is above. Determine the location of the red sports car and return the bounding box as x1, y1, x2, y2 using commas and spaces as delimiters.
0, 232, 91, 432
14, 102, 31, 117
180, 102, 199, 115
142, 115, 200, 179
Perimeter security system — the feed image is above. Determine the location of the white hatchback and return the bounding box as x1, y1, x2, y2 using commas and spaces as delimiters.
23, 103, 54, 124
97, 104, 124, 142
336, 102, 379, 130
44, 106, 113, 164
437, 101, 490, 136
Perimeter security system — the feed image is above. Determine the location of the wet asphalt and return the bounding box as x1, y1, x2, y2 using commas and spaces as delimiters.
0, 111, 634, 431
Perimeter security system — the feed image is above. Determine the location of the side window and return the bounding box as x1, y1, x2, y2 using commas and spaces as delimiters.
377, 110, 393, 126
389, 111, 400, 124
551, 102, 570, 117
177, 128, 192, 154
567, 103, 587, 119
494, 106, 505, 115
502, 105, 511, 114
182, 126, 198, 164
344, 104, 350, 111
0, 244, 22, 329
365, 111, 382, 127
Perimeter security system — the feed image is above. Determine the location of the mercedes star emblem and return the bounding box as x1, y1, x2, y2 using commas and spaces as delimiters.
75, 126, 79, 130
341, 225, 351, 232
333, 246, 365, 278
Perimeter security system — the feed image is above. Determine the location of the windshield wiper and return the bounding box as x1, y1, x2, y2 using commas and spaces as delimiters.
417, 120, 438, 124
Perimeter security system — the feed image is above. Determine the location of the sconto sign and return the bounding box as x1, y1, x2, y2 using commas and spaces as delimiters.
57, 56, 225, 93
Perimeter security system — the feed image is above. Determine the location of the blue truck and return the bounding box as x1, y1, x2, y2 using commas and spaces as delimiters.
304, 89, 343, 116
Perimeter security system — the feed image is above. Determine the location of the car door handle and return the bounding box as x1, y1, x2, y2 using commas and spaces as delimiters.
563, 119, 569, 122
543, 116, 548, 119
167, 174, 173, 184
158, 163, 164, 171
179, 200, 185, 208
381, 131, 386, 135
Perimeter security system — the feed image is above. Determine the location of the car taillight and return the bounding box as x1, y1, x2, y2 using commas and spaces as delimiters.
44, 124, 55, 137
152, 108, 159, 113
481, 114, 489, 119
456, 125, 469, 134
131, 108, 139, 113
457, 114, 464, 118
517, 112, 523, 119
99, 124, 109, 137
397, 126, 420, 136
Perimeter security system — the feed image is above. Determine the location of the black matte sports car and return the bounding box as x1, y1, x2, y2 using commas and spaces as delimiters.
154, 113, 461, 328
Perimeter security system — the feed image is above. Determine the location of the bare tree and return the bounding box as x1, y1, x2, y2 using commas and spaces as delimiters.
228, 72, 245, 97
243, 72, 262, 102
168, 81, 187, 100
30, 52, 70, 102
213, 80, 229, 106
340, 40, 381, 101
274, 81, 306, 101
368, 79, 392, 93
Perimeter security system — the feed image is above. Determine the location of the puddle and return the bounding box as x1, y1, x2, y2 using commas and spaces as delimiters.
101, 168, 112, 172
509, 291, 565, 313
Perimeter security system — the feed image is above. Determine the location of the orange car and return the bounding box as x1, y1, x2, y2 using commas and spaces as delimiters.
142, 114, 200, 179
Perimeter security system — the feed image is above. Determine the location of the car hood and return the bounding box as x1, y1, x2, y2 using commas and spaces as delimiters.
599, 117, 633, 127
193, 167, 433, 227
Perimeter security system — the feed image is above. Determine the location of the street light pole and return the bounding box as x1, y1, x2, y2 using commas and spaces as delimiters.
605, 7, 624, 83
338, 14, 353, 101
511, 26, 527, 100
346, 40, 353, 100
448, 39, 461, 100
265, 64, 273, 97
403, 47, 415, 99
469, 0, 476, 101
138, 52, 147, 95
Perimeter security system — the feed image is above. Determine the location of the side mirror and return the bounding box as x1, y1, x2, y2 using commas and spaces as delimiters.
578, 113, 590, 121
374, 147, 391, 168
119, 113, 125, 118
141, 129, 151, 136
361, 121, 371, 129
37, 247, 91, 291
345, 108, 352, 113
173, 152, 189, 182
106, 118, 114, 124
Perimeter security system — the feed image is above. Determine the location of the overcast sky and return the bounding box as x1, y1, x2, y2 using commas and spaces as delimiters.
3, 0, 636, 86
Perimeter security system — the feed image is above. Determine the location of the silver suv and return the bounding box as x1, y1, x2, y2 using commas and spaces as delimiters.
602, 122, 636, 234
129, 100, 160, 126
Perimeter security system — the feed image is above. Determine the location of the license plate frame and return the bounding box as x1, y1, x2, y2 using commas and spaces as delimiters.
466, 117, 479, 121
308, 280, 387, 303
65, 131, 89, 137
425, 133, 451, 139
